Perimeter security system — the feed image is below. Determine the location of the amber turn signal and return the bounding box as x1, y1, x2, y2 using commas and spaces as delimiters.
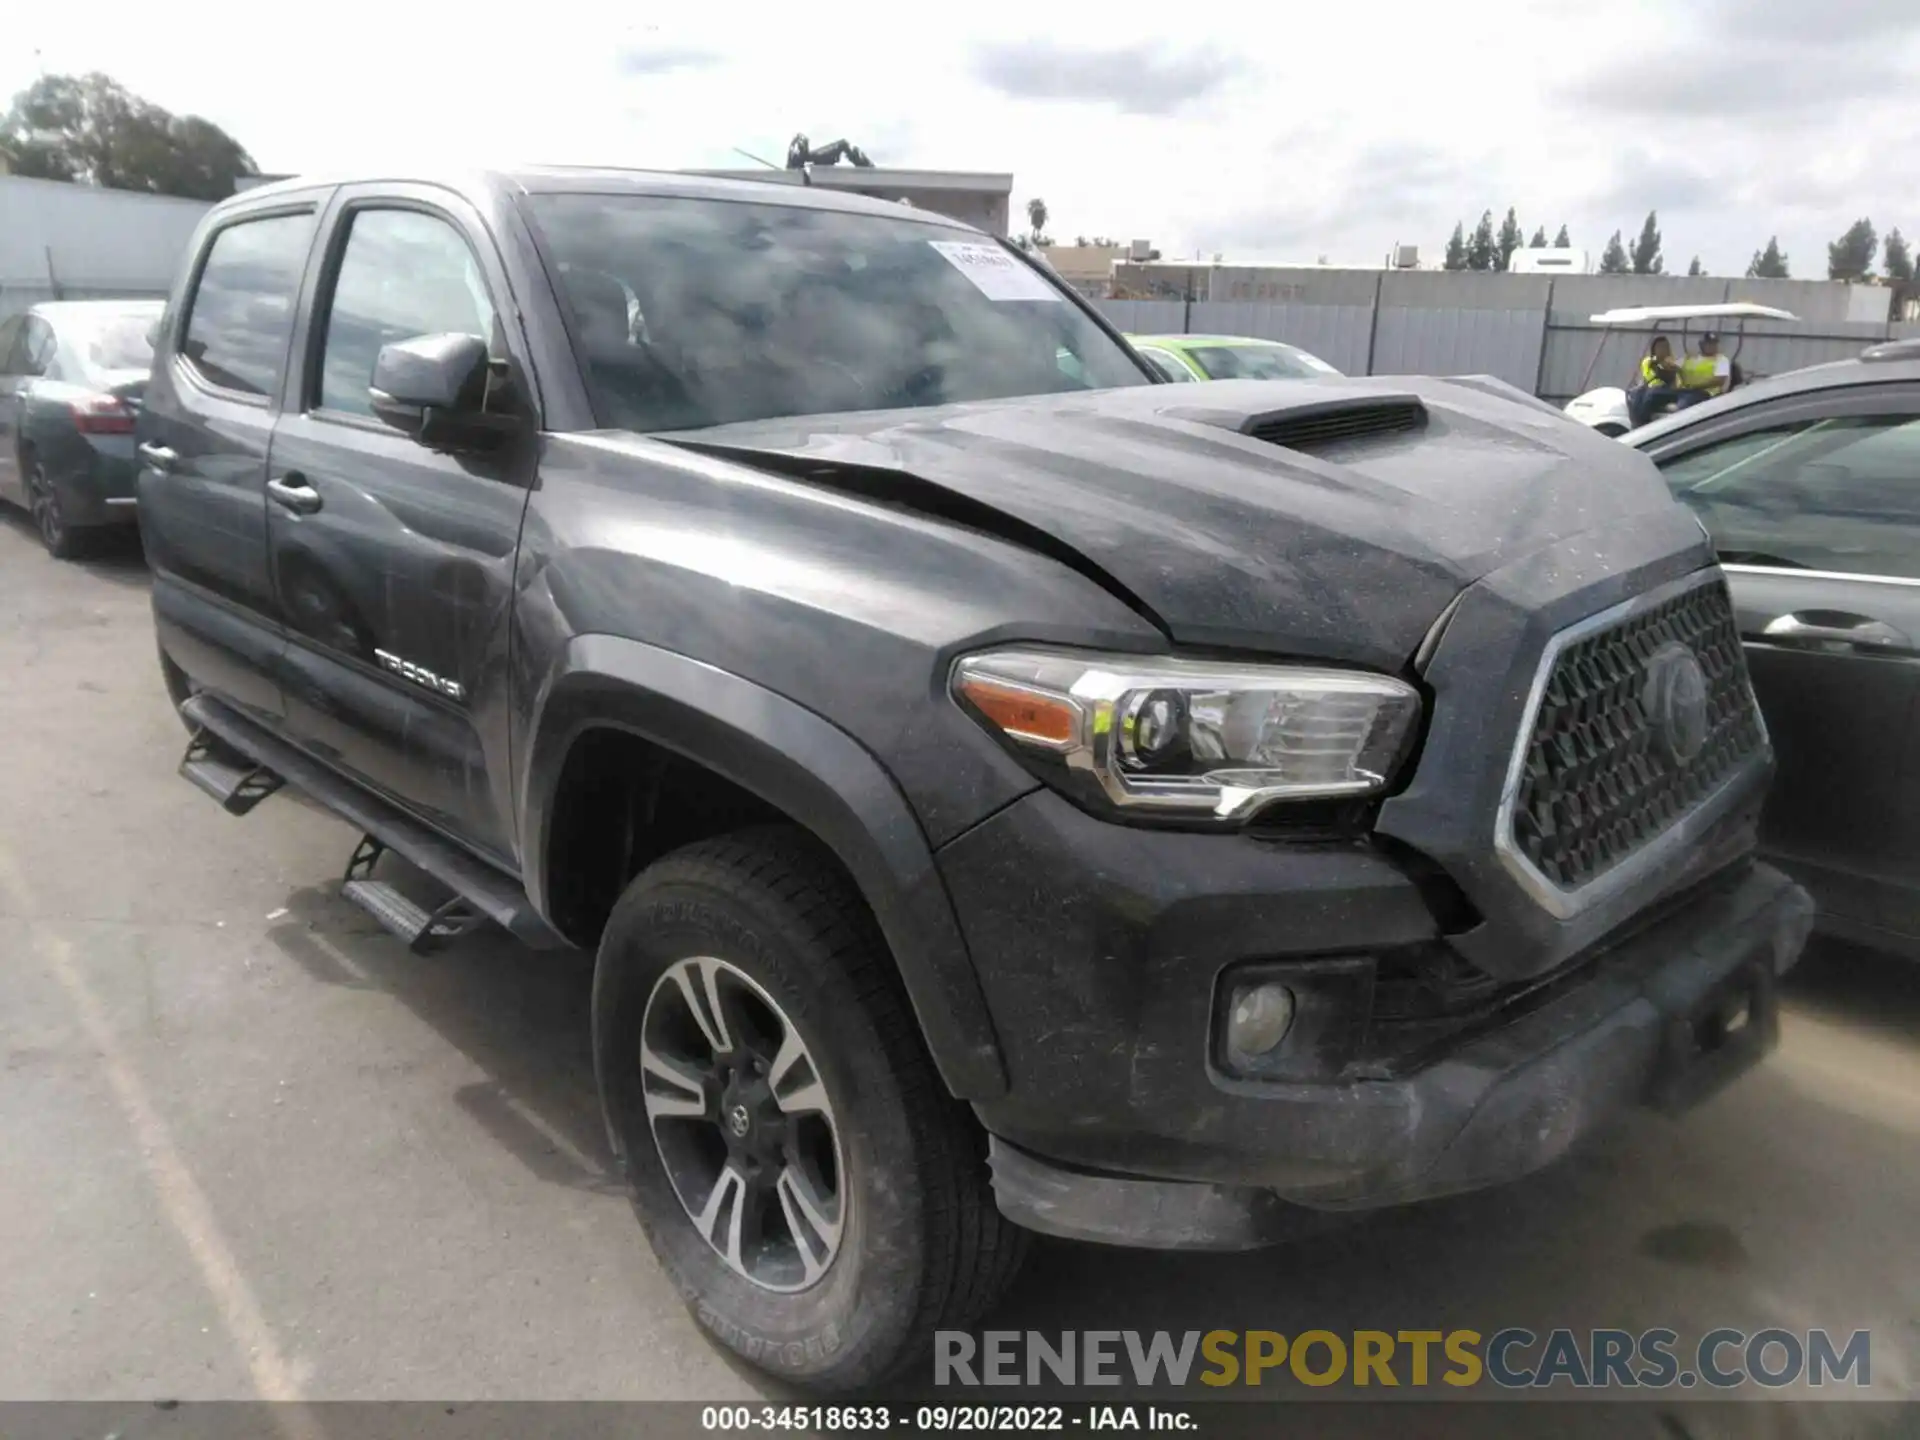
954, 675, 1079, 748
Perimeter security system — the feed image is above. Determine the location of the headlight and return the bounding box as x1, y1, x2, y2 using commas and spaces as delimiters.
951, 648, 1423, 824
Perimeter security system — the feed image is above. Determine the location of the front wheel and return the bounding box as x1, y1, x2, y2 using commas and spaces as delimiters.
592, 826, 1026, 1390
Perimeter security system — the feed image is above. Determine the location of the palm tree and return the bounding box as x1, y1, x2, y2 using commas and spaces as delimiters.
1025, 197, 1050, 246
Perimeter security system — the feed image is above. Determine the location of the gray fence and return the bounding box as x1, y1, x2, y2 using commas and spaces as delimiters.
0, 281, 174, 320
1, 175, 210, 322
1097, 276, 1920, 402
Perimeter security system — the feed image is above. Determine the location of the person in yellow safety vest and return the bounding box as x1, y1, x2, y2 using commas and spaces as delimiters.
1627, 336, 1683, 427
1680, 332, 1733, 397
1641, 335, 1680, 388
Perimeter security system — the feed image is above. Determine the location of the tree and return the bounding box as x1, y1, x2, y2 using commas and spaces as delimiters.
1687, 256, 1705, 277
1024, 197, 1051, 247
1495, 207, 1523, 271
1, 72, 256, 200
1827, 218, 1877, 281
1553, 224, 1572, 248
1598, 230, 1630, 273
1883, 227, 1912, 283
1443, 222, 1468, 271
1630, 211, 1664, 274
1466, 210, 1497, 271
1528, 225, 1548, 248
1746, 237, 1790, 279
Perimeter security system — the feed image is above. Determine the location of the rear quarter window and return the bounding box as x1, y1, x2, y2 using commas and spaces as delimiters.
180, 211, 319, 398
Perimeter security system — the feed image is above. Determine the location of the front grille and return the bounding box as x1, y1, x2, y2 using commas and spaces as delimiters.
1509, 576, 1764, 892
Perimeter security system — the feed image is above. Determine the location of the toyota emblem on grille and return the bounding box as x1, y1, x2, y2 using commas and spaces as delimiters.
1644, 642, 1710, 765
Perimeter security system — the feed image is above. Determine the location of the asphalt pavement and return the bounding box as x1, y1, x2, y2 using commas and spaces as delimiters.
1, 511, 1915, 1415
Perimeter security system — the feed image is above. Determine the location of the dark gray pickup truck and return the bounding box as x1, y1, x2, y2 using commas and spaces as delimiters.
138, 166, 1812, 1390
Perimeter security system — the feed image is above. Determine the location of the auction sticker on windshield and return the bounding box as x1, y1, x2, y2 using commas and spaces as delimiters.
930, 241, 1063, 302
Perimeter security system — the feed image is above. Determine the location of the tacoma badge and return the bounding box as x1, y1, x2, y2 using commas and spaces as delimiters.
373, 649, 465, 701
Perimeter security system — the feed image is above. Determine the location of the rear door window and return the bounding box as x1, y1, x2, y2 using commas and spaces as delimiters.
180, 211, 318, 398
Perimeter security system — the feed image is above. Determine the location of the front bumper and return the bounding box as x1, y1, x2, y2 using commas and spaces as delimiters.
939, 790, 1811, 1246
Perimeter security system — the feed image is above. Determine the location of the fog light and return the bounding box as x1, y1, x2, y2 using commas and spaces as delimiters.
1228, 983, 1296, 1057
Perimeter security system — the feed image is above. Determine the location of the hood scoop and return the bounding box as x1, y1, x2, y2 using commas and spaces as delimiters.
1241, 395, 1428, 453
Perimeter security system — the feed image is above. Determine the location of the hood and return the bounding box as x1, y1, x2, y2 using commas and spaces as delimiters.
658, 375, 1680, 672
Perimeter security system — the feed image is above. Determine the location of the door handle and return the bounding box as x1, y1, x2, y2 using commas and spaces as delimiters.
1760, 611, 1911, 652
137, 442, 178, 473
266, 474, 323, 515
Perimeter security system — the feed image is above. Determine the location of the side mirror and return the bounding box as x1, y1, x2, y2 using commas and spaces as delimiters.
369, 333, 519, 451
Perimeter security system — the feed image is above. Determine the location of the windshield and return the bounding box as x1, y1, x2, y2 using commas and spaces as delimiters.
1134, 346, 1196, 383
64, 310, 158, 378
1188, 342, 1337, 381
526, 193, 1151, 432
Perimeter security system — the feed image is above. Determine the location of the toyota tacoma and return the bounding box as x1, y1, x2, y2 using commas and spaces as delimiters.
136, 167, 1812, 1390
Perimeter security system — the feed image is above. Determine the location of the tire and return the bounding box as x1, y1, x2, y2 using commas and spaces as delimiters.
25, 455, 88, 560
592, 825, 1026, 1390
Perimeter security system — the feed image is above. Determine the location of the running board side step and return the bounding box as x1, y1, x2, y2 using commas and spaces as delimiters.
177, 694, 568, 951
341, 879, 483, 954
341, 836, 484, 954
180, 731, 285, 815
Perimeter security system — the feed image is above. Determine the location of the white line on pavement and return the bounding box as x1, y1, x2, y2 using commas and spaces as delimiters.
0, 846, 325, 1436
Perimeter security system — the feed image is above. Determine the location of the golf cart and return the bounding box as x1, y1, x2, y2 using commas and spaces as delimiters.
1562, 302, 1799, 436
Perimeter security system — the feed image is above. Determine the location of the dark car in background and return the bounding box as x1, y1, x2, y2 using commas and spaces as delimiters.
0, 299, 163, 558
1628, 340, 1920, 956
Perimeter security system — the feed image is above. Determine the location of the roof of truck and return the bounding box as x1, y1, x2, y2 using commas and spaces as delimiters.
217, 166, 985, 231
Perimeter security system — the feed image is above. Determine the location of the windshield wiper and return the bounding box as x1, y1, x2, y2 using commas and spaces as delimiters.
1715, 549, 1810, 569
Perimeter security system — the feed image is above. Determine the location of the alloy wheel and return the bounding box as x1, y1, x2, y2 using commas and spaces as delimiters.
27, 464, 65, 553
639, 955, 845, 1292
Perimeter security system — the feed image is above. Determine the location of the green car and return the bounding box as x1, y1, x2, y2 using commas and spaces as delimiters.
1126, 333, 1342, 383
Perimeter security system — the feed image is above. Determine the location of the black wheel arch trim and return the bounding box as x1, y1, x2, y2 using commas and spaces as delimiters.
521, 633, 1010, 1101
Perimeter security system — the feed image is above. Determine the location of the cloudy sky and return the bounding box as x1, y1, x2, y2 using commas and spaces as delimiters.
8, 0, 1918, 277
